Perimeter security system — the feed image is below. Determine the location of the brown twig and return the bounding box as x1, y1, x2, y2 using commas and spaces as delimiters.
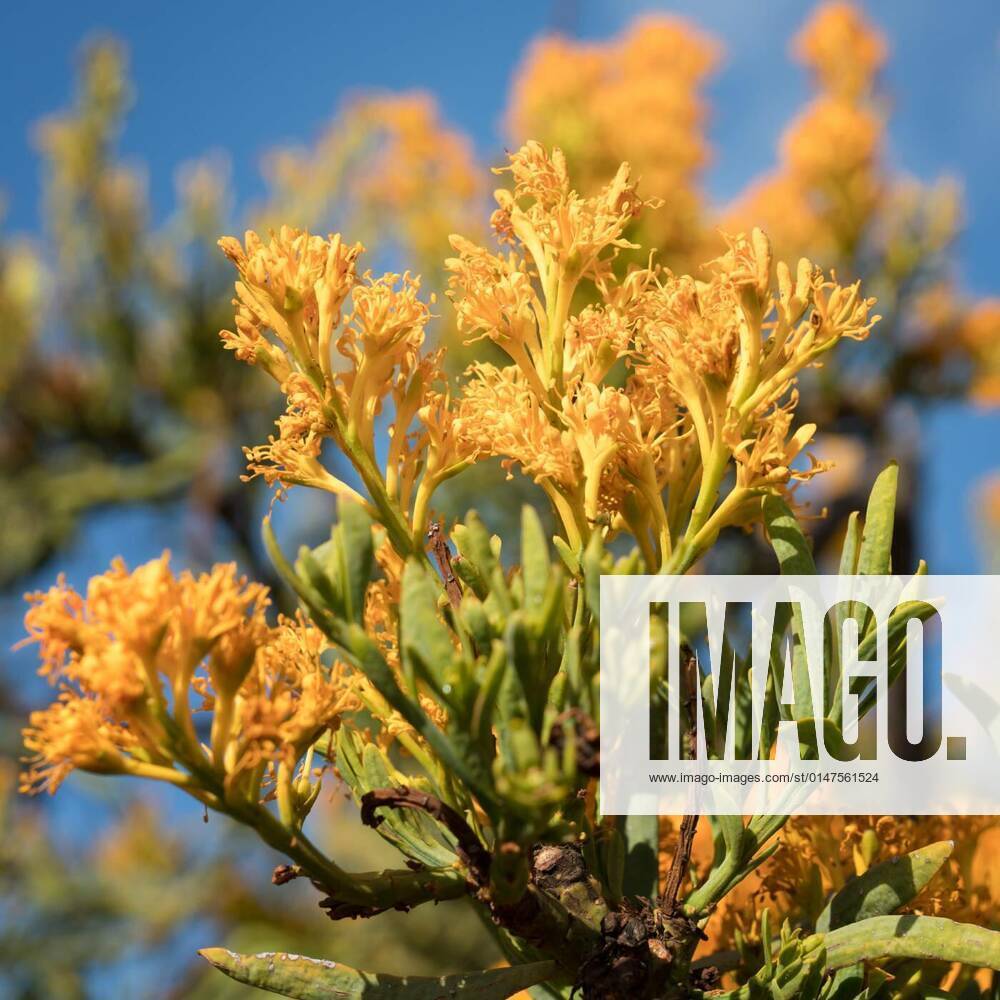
660, 814, 698, 916
661, 646, 700, 915
427, 521, 463, 609
660, 645, 698, 915
360, 785, 491, 885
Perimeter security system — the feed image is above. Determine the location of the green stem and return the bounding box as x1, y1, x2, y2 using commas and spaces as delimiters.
162, 735, 470, 912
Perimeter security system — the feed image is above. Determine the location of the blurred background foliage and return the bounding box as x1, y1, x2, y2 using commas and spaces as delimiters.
0, 2, 998, 996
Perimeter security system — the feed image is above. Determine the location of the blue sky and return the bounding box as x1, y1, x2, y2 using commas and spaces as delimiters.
0, 0, 998, 585
1, 1, 998, 293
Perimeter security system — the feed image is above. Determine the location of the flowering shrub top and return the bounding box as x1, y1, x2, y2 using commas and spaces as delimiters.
19, 142, 1000, 999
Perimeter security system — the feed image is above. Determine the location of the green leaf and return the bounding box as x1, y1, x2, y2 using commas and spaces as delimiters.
298, 500, 374, 625
459, 594, 494, 651
358, 743, 457, 868
552, 535, 580, 576
834, 511, 862, 675
855, 595, 936, 721
816, 840, 953, 932
837, 511, 861, 578
338, 498, 375, 625
520, 505, 550, 609
763, 499, 820, 745
263, 518, 333, 622
824, 915, 1000, 971
582, 532, 606, 623
199, 949, 558, 999
400, 559, 456, 697
620, 814, 659, 900
296, 543, 342, 613
763, 496, 817, 576
471, 640, 507, 757
857, 463, 898, 577
452, 554, 490, 601
505, 611, 547, 733
342, 624, 499, 817
453, 512, 499, 582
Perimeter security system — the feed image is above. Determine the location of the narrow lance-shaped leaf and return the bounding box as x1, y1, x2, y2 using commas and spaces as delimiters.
295, 500, 374, 625
358, 742, 458, 868
834, 510, 862, 671
763, 497, 820, 751
401, 559, 457, 699
852, 463, 898, 648
582, 531, 605, 623
452, 511, 503, 604
824, 914, 1000, 971
815, 839, 953, 932
620, 814, 660, 900
452, 511, 498, 576
838, 510, 862, 578
199, 949, 558, 1000
520, 504, 550, 609
552, 534, 580, 576
471, 640, 507, 758
857, 462, 898, 578
264, 518, 356, 644
337, 498, 375, 625
764, 495, 817, 577
506, 611, 546, 734
296, 544, 342, 615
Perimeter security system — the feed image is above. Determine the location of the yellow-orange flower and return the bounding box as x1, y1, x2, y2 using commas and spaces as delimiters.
704, 814, 1000, 960
443, 148, 877, 557
21, 693, 137, 794
17, 554, 362, 804
261, 91, 484, 278
724, 3, 888, 263
960, 299, 1000, 405
506, 16, 717, 262
219, 226, 363, 384
491, 141, 646, 285
231, 614, 359, 774
455, 363, 578, 489
793, 0, 886, 99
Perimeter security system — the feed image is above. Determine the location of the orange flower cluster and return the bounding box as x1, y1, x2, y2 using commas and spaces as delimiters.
725, 3, 886, 262
218, 144, 878, 570
705, 814, 1000, 956
792, 1, 887, 100
219, 226, 474, 532
960, 299, 1000, 404
20, 555, 357, 808
449, 145, 876, 560
262, 92, 484, 278
507, 16, 717, 263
